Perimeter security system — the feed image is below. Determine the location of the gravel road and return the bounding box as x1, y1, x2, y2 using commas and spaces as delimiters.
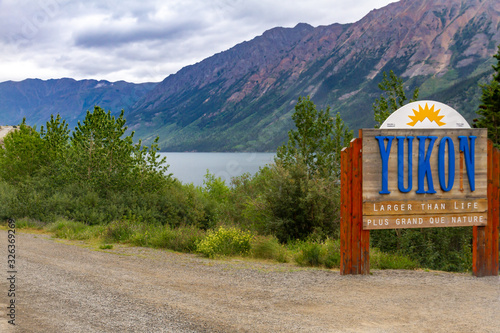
0, 230, 499, 332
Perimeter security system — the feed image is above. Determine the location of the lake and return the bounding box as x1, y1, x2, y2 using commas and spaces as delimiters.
158, 152, 276, 186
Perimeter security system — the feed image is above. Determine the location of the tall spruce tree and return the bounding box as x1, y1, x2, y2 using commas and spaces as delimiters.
474, 45, 500, 148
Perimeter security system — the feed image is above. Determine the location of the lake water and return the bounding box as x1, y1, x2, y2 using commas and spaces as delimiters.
159, 152, 276, 186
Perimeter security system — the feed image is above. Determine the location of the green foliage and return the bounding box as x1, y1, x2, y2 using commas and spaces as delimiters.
104, 219, 139, 242
251, 235, 288, 262
197, 171, 231, 227
196, 226, 253, 258
474, 44, 500, 147
202, 171, 230, 203
141, 224, 206, 252
370, 248, 419, 270
0, 181, 15, 219
46, 218, 106, 240
70, 107, 136, 192
130, 136, 171, 191
373, 70, 419, 128
248, 96, 350, 242
9, 217, 45, 229
276, 96, 352, 178
293, 239, 341, 269
0, 120, 45, 183
0, 107, 182, 226
263, 161, 341, 242
371, 228, 472, 272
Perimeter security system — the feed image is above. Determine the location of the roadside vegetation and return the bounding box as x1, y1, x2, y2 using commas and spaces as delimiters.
2, 47, 499, 273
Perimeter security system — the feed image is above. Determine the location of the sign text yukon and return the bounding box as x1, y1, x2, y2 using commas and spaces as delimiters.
362, 129, 488, 230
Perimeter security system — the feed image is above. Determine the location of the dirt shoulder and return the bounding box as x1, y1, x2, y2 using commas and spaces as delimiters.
0, 230, 499, 332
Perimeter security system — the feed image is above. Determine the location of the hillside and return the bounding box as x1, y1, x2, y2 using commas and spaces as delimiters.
0, 78, 156, 128
126, 0, 500, 151
0, 0, 499, 151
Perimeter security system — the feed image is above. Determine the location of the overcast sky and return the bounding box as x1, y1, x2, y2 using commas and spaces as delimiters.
0, 0, 397, 83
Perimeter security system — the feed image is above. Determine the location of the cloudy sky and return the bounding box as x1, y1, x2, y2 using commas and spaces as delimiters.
0, 0, 397, 83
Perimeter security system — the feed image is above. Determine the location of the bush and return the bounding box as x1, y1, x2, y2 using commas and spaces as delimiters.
104, 220, 140, 243
323, 239, 341, 269
46, 218, 105, 240
371, 227, 472, 272
144, 224, 206, 252
295, 242, 323, 266
251, 235, 288, 262
196, 226, 253, 258
13, 217, 45, 229
370, 248, 419, 270
0, 181, 16, 219
229, 162, 341, 243
293, 239, 341, 268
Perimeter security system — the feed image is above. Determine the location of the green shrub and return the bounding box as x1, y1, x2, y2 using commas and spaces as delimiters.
196, 226, 253, 258
370, 247, 419, 270
323, 238, 341, 269
104, 220, 140, 243
144, 224, 206, 252
295, 242, 323, 266
12, 217, 45, 229
45, 218, 99, 240
251, 235, 288, 262
293, 239, 341, 268
0, 181, 16, 219
163, 225, 206, 252
371, 227, 472, 272
229, 162, 341, 242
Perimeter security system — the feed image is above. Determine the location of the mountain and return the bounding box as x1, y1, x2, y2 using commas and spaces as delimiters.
0, 78, 156, 128
126, 0, 500, 151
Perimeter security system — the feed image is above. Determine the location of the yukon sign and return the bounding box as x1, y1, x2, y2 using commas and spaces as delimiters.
362, 101, 488, 230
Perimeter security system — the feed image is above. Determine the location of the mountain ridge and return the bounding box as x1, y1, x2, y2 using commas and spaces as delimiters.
0, 78, 157, 128
1, 0, 499, 151
125, 0, 500, 151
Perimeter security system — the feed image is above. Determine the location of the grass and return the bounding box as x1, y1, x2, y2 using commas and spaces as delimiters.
293, 239, 341, 269
2, 217, 420, 271
251, 236, 289, 263
370, 247, 419, 270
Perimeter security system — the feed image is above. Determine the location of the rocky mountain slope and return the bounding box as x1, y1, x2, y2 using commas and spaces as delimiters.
1, 0, 499, 151
0, 78, 156, 128
126, 0, 500, 151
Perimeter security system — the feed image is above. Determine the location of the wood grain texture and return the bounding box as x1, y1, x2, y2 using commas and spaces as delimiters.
340, 146, 352, 275
351, 139, 361, 273
473, 141, 499, 277
340, 138, 370, 275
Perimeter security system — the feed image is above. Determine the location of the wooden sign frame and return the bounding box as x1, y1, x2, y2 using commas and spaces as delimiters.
340, 130, 499, 276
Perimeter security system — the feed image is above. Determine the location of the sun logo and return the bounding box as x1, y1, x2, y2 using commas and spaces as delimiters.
407, 103, 446, 127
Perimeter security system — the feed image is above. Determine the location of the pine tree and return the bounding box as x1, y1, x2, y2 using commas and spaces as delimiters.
474, 45, 500, 148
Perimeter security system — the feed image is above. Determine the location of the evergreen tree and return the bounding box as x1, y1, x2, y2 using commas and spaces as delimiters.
0, 119, 45, 183
373, 70, 419, 128
69, 106, 170, 193
474, 45, 500, 148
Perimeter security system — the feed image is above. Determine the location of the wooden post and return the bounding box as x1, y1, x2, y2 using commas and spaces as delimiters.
473, 140, 500, 277
340, 134, 370, 275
